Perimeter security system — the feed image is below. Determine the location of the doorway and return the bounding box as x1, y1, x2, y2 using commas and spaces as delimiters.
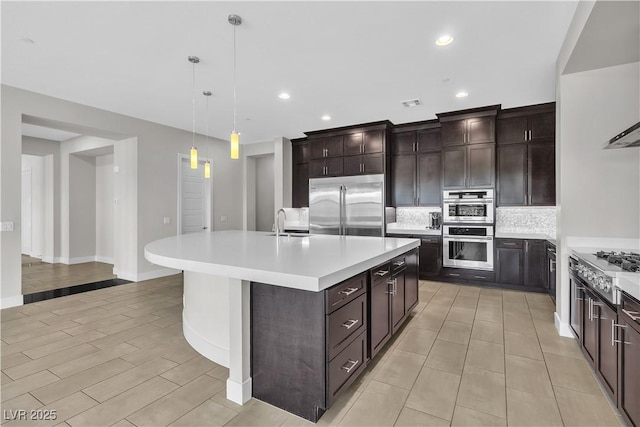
178, 155, 213, 234
255, 155, 275, 232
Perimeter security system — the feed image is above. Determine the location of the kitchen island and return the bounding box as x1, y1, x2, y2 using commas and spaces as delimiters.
144, 230, 420, 418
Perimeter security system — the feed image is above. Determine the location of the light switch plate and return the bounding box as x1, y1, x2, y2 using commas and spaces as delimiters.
1, 222, 15, 232
163, 217, 171, 224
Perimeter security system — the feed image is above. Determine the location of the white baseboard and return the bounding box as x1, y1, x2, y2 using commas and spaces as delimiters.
61, 256, 97, 265
226, 377, 252, 405
115, 267, 180, 282
41, 255, 54, 263
1, 295, 24, 309
554, 312, 575, 338
95, 256, 114, 264
183, 315, 230, 367
28, 252, 43, 259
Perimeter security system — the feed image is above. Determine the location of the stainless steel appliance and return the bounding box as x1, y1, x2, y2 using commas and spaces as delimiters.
443, 225, 494, 270
603, 121, 640, 149
428, 212, 441, 229
443, 189, 494, 224
571, 250, 640, 305
309, 174, 385, 237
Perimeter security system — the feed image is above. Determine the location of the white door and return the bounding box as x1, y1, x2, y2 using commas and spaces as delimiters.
180, 157, 211, 234
21, 169, 32, 254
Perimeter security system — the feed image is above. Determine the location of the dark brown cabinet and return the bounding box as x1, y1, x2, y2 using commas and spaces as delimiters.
546, 241, 556, 301
343, 153, 384, 175
292, 139, 310, 208
392, 128, 441, 154
369, 250, 418, 358
569, 262, 583, 340
583, 288, 598, 365
619, 293, 640, 427
440, 116, 496, 146
524, 240, 546, 289
310, 136, 344, 159
391, 155, 416, 206
309, 157, 344, 178
419, 236, 441, 278
344, 130, 384, 156
597, 301, 618, 399
497, 104, 555, 206
496, 239, 524, 286
443, 144, 494, 189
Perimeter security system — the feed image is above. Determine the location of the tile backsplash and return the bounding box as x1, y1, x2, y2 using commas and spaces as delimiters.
496, 207, 556, 236
395, 207, 442, 225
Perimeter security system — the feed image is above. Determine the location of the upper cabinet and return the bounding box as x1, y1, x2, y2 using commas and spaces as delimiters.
292, 138, 310, 208
437, 105, 499, 189
310, 135, 344, 159
496, 103, 556, 206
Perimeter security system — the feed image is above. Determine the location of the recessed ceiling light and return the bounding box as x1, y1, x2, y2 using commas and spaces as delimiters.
321, 115, 331, 121
278, 92, 290, 100
435, 35, 454, 46
456, 91, 469, 98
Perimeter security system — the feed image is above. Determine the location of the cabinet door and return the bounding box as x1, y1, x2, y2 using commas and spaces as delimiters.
528, 143, 555, 206
497, 144, 527, 206
391, 274, 405, 333
343, 156, 362, 176
442, 147, 466, 189
417, 129, 441, 151
362, 153, 384, 174
417, 151, 442, 206
344, 133, 364, 156
620, 321, 640, 427
496, 247, 523, 285
467, 117, 495, 144
364, 130, 384, 154
467, 144, 495, 188
524, 240, 546, 289
441, 120, 467, 146
391, 155, 416, 206
293, 163, 309, 208
325, 157, 344, 176
309, 159, 326, 178
419, 239, 441, 278
370, 280, 392, 357
393, 131, 416, 154
293, 142, 310, 164
529, 112, 555, 142
310, 139, 326, 159
569, 274, 582, 341
404, 251, 419, 311
324, 136, 344, 158
497, 116, 528, 144
596, 302, 617, 399
583, 291, 597, 365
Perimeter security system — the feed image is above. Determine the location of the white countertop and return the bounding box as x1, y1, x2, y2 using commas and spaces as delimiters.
618, 273, 640, 301
145, 230, 420, 292
386, 223, 441, 236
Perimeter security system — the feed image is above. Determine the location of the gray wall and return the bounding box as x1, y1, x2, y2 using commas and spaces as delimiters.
69, 154, 97, 259
96, 154, 114, 262
1, 85, 243, 306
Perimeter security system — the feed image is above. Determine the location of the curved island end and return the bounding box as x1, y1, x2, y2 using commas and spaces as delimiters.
144, 230, 420, 421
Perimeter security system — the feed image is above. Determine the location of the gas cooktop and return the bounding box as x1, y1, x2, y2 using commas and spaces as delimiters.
595, 251, 640, 272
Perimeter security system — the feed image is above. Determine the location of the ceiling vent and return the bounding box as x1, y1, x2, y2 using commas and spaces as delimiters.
401, 99, 422, 108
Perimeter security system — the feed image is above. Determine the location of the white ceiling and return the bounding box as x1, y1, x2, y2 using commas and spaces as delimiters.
2, 1, 579, 144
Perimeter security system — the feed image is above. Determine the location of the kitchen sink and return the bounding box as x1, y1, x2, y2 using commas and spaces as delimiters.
266, 233, 310, 238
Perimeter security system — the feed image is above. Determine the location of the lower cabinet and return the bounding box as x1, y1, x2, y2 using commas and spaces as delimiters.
618, 293, 640, 427
419, 236, 441, 278
494, 238, 547, 291
370, 249, 418, 358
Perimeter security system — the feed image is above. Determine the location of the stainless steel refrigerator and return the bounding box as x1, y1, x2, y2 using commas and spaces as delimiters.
309, 174, 385, 237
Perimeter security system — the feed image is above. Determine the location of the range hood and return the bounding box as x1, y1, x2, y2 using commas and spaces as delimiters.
604, 121, 640, 149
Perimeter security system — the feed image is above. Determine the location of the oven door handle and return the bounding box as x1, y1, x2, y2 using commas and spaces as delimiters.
444, 236, 493, 241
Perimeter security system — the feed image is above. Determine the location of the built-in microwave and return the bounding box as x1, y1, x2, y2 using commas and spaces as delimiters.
442, 189, 494, 224
443, 225, 494, 271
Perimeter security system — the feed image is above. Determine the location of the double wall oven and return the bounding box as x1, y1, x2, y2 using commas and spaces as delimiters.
442, 189, 495, 271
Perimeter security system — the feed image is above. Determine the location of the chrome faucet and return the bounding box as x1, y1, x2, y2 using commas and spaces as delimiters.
275, 208, 287, 237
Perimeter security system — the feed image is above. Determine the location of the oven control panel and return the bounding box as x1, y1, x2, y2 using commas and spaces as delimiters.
576, 262, 615, 303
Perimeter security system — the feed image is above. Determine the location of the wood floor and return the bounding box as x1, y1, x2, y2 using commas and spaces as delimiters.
22, 255, 115, 295
1, 276, 623, 426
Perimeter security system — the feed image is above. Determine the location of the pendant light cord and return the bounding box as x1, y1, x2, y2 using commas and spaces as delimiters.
192, 61, 196, 147
233, 24, 237, 134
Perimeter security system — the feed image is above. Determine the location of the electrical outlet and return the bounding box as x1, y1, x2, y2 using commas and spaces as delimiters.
163, 217, 171, 224
220, 216, 228, 222
1, 222, 15, 232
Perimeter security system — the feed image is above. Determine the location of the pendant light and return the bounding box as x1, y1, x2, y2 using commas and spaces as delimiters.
203, 90, 212, 179
188, 55, 200, 169
229, 14, 241, 160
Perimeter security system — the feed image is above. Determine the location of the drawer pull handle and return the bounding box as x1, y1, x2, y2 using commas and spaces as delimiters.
622, 309, 640, 321
474, 275, 486, 279
448, 273, 460, 277
504, 243, 517, 246
612, 320, 631, 345
341, 319, 359, 330
339, 287, 359, 296
393, 261, 405, 267
341, 359, 359, 373
374, 270, 389, 277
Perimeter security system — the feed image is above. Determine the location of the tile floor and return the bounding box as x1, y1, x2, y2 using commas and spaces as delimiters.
1, 276, 624, 426
22, 255, 115, 295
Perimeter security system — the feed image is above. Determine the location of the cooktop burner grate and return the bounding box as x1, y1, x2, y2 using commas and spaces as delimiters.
595, 251, 640, 272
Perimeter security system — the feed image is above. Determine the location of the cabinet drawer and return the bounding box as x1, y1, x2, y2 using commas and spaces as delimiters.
442, 268, 495, 282
328, 331, 367, 404
327, 294, 367, 360
496, 239, 524, 249
391, 254, 408, 274
620, 293, 640, 331
326, 272, 367, 314
370, 262, 392, 286
420, 236, 440, 244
